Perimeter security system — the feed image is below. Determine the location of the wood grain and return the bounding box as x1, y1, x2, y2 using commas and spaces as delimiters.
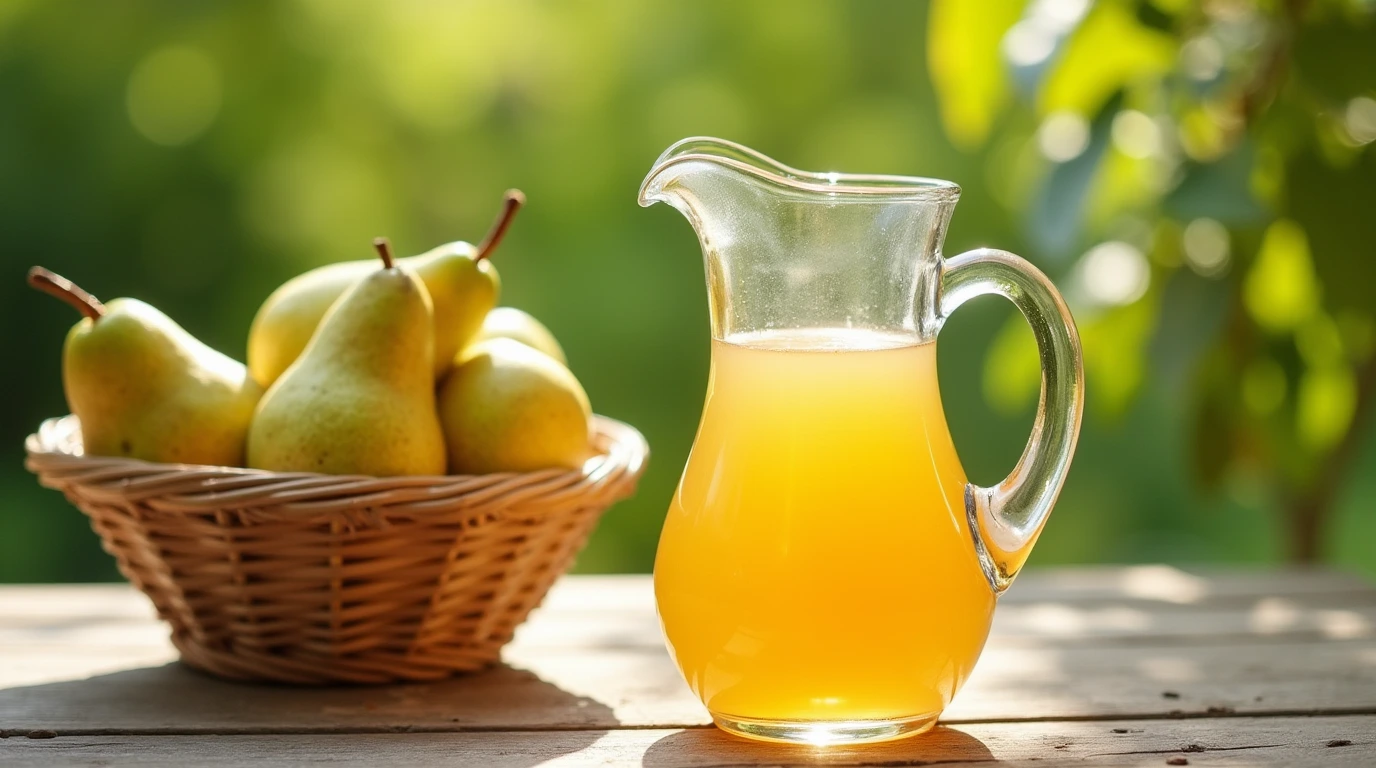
7, 601, 1371, 656
2, 716, 1371, 767
6, 571, 1373, 653
3, 568, 1366, 623
3, 569, 1374, 767
2, 638, 1374, 732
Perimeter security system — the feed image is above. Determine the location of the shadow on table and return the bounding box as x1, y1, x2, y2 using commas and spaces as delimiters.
640, 725, 994, 766
1, 660, 616, 767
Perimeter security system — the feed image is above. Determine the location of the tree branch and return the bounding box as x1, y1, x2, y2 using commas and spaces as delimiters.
1286, 357, 1376, 562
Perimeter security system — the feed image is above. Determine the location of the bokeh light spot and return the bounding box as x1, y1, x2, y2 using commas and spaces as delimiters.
1182, 217, 1230, 276
1318, 610, 1372, 639
1248, 597, 1300, 633
1002, 21, 1057, 68
1121, 565, 1207, 603
1079, 241, 1149, 306
1033, 0, 1092, 28
1179, 36, 1223, 82
1343, 96, 1376, 145
126, 46, 222, 146
1111, 110, 1161, 159
1001, 0, 1091, 73
1037, 111, 1090, 162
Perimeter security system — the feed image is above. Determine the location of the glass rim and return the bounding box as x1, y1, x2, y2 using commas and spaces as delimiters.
640, 136, 962, 202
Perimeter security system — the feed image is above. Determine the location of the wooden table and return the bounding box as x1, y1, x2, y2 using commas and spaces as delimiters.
2, 567, 1374, 766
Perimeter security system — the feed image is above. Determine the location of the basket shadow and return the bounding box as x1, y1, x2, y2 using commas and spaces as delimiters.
1, 660, 618, 765
640, 724, 995, 766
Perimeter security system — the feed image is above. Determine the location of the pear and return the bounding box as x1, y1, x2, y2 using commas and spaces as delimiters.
247, 239, 446, 476
474, 307, 568, 365
28, 267, 262, 466
246, 190, 523, 386
438, 338, 592, 475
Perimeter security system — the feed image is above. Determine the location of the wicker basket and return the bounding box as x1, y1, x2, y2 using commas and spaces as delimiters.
24, 414, 648, 684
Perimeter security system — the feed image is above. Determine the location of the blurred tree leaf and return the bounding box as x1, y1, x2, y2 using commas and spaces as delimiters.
1087, 137, 1168, 229
948, 0, 1376, 564
1148, 268, 1231, 390
1148, 0, 1191, 12
927, 0, 1025, 149
1241, 356, 1288, 419
1081, 296, 1156, 417
984, 310, 1041, 415
1292, 13, 1376, 104
1028, 91, 1119, 258
1191, 352, 1239, 491
1286, 148, 1376, 315
1164, 143, 1269, 225
1244, 219, 1321, 333
1040, 1, 1175, 117
985, 287, 1154, 419
1297, 360, 1358, 450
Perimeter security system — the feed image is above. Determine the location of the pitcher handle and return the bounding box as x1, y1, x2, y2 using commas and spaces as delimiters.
938, 248, 1085, 594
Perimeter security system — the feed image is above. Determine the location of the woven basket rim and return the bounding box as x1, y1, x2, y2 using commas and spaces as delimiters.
27, 413, 644, 482
25, 413, 649, 523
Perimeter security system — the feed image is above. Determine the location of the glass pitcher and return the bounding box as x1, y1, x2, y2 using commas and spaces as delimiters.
639, 138, 1085, 746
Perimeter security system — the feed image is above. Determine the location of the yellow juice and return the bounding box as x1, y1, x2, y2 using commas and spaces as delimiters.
654, 329, 995, 725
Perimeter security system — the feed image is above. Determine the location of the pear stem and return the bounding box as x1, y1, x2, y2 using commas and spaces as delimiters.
476, 189, 525, 262
372, 237, 395, 269
28, 267, 105, 320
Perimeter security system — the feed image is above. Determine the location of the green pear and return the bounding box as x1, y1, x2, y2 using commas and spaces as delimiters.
247, 239, 446, 476
246, 190, 523, 386
28, 267, 262, 466
438, 338, 592, 475
474, 307, 568, 365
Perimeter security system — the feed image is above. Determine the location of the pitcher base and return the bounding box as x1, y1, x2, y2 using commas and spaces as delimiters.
711, 711, 940, 746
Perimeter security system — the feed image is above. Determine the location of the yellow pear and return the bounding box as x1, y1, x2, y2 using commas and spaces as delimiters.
474, 307, 568, 365
28, 267, 261, 466
247, 240, 446, 476
246, 191, 523, 386
438, 339, 592, 474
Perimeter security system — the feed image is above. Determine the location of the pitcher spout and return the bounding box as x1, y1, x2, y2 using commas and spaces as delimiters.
640, 137, 795, 209
638, 137, 962, 341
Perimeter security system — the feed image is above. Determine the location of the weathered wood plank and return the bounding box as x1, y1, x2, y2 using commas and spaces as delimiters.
511, 596, 1376, 650
2, 568, 1368, 625
2, 638, 1374, 732
533, 567, 1376, 612
0, 646, 177, 690
995, 566, 1376, 604
0, 584, 152, 620
1, 716, 1372, 767
3, 572, 1373, 735
5, 576, 1373, 652
7, 600, 1371, 656
504, 639, 1376, 726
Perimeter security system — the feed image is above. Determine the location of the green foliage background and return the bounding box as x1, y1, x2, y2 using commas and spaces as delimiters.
1, 0, 1372, 582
